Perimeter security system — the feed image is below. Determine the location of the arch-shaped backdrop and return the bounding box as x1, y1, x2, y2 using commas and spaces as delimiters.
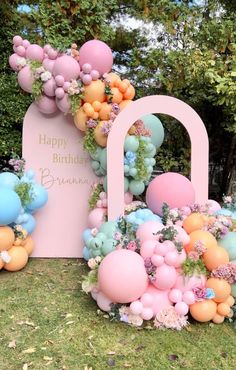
107, 95, 209, 220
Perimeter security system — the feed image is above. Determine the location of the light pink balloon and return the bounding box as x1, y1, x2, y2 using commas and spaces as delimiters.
153, 263, 177, 290
174, 274, 206, 292
43, 78, 56, 97
16, 45, 26, 57
130, 301, 143, 315
162, 240, 176, 253
206, 199, 221, 214
182, 291, 196, 305
13, 35, 23, 46
48, 48, 58, 60
82, 63, 92, 73
17, 65, 34, 93
175, 301, 189, 316
44, 44, 51, 53
101, 199, 107, 208
55, 75, 65, 86
91, 290, 98, 301
96, 292, 112, 312
35, 95, 58, 115
154, 241, 168, 256
91, 70, 100, 80
141, 307, 153, 320
26, 44, 44, 62
88, 208, 107, 229
96, 200, 103, 208
9, 53, 20, 71
63, 81, 70, 92
98, 249, 148, 303
82, 74, 92, 85
173, 225, 190, 246
56, 93, 71, 113
146, 173, 195, 215
22, 39, 30, 48
169, 289, 183, 303
53, 55, 80, 81
79, 40, 113, 75
55, 87, 65, 99
140, 240, 157, 258
43, 58, 55, 72
136, 221, 164, 243
151, 254, 164, 267
165, 251, 179, 266
144, 285, 172, 315
124, 192, 133, 205
140, 293, 153, 307
173, 249, 186, 268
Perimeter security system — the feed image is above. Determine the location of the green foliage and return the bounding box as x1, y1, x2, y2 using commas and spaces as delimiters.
162, 203, 170, 226
14, 181, 34, 208
88, 183, 104, 210
68, 94, 83, 115
83, 128, 97, 154
135, 137, 148, 180
182, 258, 208, 277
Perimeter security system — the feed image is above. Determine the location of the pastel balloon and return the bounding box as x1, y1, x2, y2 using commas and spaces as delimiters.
190, 300, 217, 322
129, 180, 145, 196
0, 186, 21, 225
185, 230, 217, 253
165, 251, 179, 266
83, 80, 106, 103
154, 241, 170, 257
82, 74, 92, 85
141, 307, 153, 320
217, 302, 230, 316
0, 172, 20, 189
169, 289, 183, 303
175, 301, 189, 316
212, 313, 225, 324
56, 94, 71, 113
13, 35, 23, 46
153, 263, 177, 290
203, 246, 229, 271
98, 249, 148, 303
27, 184, 48, 212
88, 208, 107, 229
53, 55, 80, 81
130, 301, 143, 315
9, 53, 21, 71
35, 95, 58, 115
74, 108, 87, 131
43, 78, 56, 97
174, 274, 206, 292
47, 48, 58, 60
146, 173, 195, 216
20, 214, 36, 234
206, 199, 221, 213
55, 87, 65, 99
151, 254, 164, 267
0, 226, 15, 251
22, 39, 30, 48
96, 292, 112, 312
136, 221, 164, 243
182, 291, 195, 305
183, 213, 204, 234
18, 65, 34, 93
219, 232, 236, 259
173, 225, 190, 246
25, 44, 44, 62
173, 249, 187, 268
141, 114, 164, 148
124, 192, 133, 205
144, 284, 172, 315
206, 278, 231, 303
4, 246, 28, 271
23, 235, 34, 256
140, 293, 154, 307
42, 58, 55, 72
79, 40, 113, 75
16, 45, 26, 57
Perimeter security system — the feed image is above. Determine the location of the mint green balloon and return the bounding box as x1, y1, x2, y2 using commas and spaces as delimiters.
96, 232, 107, 242
129, 168, 137, 177
99, 148, 107, 170
90, 147, 102, 160
99, 221, 117, 238
101, 239, 116, 255
141, 114, 164, 149
89, 238, 102, 250
91, 249, 102, 257
219, 232, 236, 258
124, 136, 139, 152
91, 160, 100, 170
129, 180, 145, 195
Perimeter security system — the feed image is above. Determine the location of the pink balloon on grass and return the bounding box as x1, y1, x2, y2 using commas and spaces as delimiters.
141, 307, 153, 320
88, 208, 107, 229
16, 45, 26, 57
9, 53, 20, 71
22, 39, 30, 48
153, 263, 177, 290
55, 87, 65, 99
136, 221, 164, 243
53, 55, 80, 81
42, 58, 55, 72
82, 74, 92, 85
140, 293, 154, 307
79, 40, 113, 75
140, 240, 157, 258
169, 289, 183, 303
26, 44, 44, 62
91, 70, 100, 80
175, 301, 189, 316
35, 95, 58, 115
13, 35, 23, 46
130, 301, 143, 315
146, 172, 195, 216
56, 93, 71, 113
43, 78, 56, 97
98, 249, 148, 303
144, 285, 172, 315
18, 65, 34, 93
96, 292, 112, 312
182, 291, 196, 305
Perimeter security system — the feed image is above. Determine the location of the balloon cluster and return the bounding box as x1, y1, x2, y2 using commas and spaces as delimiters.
0, 170, 48, 272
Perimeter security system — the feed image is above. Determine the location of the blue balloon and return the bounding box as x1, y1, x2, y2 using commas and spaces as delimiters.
82, 229, 92, 243
20, 213, 36, 233
83, 246, 90, 261
0, 172, 20, 189
141, 114, 164, 149
27, 184, 48, 212
0, 186, 21, 225
216, 208, 233, 217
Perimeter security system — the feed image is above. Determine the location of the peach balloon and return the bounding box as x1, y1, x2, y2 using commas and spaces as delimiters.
206, 278, 231, 303
203, 246, 229, 271
190, 300, 217, 322
24, 235, 34, 256
118, 81, 129, 93
185, 230, 217, 253
98, 249, 148, 303
83, 80, 106, 103
74, 107, 87, 131
4, 246, 28, 272
119, 100, 133, 111
98, 102, 112, 120
217, 302, 230, 316
106, 72, 121, 87
123, 85, 135, 100
94, 122, 108, 147
92, 101, 102, 112
83, 103, 94, 117
110, 87, 123, 104
212, 313, 225, 324
225, 296, 235, 307
0, 226, 15, 251
0, 257, 4, 270
182, 213, 204, 234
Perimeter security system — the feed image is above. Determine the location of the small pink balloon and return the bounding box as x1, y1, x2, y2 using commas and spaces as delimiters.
140, 240, 157, 258
48, 48, 58, 60
91, 290, 98, 301
162, 240, 176, 253
174, 249, 186, 268
206, 199, 221, 214
26, 44, 44, 62
55, 87, 65, 99
182, 291, 196, 305
124, 192, 133, 205
55, 75, 65, 86
153, 263, 177, 290
82, 74, 92, 85
169, 289, 183, 303
43, 78, 56, 97
13, 35, 23, 46
63, 81, 71, 92
140, 293, 153, 307
9, 53, 20, 71
151, 254, 164, 267
173, 225, 190, 246
82, 63, 92, 73
101, 199, 107, 208
98, 249, 148, 303
42, 58, 55, 72
91, 70, 100, 80
165, 251, 179, 266
144, 284, 172, 315
44, 44, 51, 52
175, 301, 189, 316
56, 93, 71, 113
136, 221, 164, 243
53, 55, 80, 81
16, 45, 26, 57
174, 274, 206, 292
130, 301, 143, 315
96, 292, 112, 312
17, 65, 34, 93
141, 307, 153, 320
22, 39, 30, 48
88, 208, 107, 229
35, 95, 58, 115
154, 241, 168, 257
79, 40, 113, 75
99, 192, 106, 200
13, 45, 18, 53
96, 200, 103, 208
80, 71, 84, 79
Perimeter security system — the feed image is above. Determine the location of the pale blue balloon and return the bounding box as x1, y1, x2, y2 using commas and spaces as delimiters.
96, 232, 107, 242
91, 160, 100, 170
83, 246, 90, 261
82, 229, 92, 243
216, 208, 233, 217
141, 114, 164, 149
227, 247, 236, 261
231, 284, 236, 298
0, 172, 20, 189
27, 184, 48, 212
0, 186, 21, 225
20, 213, 36, 233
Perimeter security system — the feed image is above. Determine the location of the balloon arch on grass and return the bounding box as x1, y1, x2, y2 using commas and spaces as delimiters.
0, 35, 236, 329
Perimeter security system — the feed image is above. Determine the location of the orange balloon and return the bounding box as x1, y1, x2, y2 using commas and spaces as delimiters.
118, 81, 129, 93
74, 107, 88, 131
206, 278, 231, 303
83, 102, 94, 117
106, 72, 121, 87
92, 112, 99, 120
182, 213, 204, 234
190, 299, 217, 322
212, 313, 225, 324
119, 99, 133, 111
0, 257, 4, 270
217, 302, 230, 316
94, 122, 108, 147
83, 80, 106, 103
110, 87, 123, 104
0, 226, 15, 251
122, 79, 130, 86
92, 100, 102, 112
98, 102, 112, 120
225, 295, 235, 307
203, 246, 229, 271
24, 235, 34, 256
4, 246, 28, 272
123, 85, 135, 100
13, 238, 22, 246
185, 230, 218, 253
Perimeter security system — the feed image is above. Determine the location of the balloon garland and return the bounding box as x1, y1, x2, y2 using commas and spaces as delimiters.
8, 36, 236, 328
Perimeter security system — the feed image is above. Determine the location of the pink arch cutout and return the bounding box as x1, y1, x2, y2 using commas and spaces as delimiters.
107, 95, 209, 220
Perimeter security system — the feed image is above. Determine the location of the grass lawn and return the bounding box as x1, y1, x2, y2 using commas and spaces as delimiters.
0, 259, 236, 370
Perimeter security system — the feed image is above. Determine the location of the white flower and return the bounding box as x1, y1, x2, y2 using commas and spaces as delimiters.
1, 251, 11, 263
170, 209, 179, 218
41, 71, 52, 82
88, 258, 97, 269
95, 256, 102, 263
128, 314, 143, 327
91, 228, 98, 237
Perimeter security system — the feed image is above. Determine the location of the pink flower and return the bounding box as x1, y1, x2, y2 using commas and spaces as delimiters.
192, 286, 207, 301
154, 307, 188, 330
127, 240, 137, 251
114, 232, 122, 241
91, 228, 98, 237
188, 251, 199, 261
194, 240, 206, 256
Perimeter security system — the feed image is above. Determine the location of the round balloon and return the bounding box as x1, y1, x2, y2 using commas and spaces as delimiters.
79, 40, 113, 75
53, 55, 80, 81
190, 300, 217, 322
18, 65, 34, 93
0, 186, 21, 225
36, 95, 58, 115
25, 44, 44, 62
0, 172, 20, 189
4, 246, 28, 271
20, 214, 36, 234
141, 114, 164, 148
26, 184, 48, 212
0, 226, 15, 251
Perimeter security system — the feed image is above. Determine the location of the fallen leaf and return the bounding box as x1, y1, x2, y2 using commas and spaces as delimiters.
43, 356, 53, 361
65, 313, 73, 318
22, 348, 36, 354
25, 321, 36, 327
124, 364, 132, 368
107, 351, 116, 355
22, 364, 28, 370
8, 340, 16, 348
65, 321, 74, 325
168, 354, 178, 361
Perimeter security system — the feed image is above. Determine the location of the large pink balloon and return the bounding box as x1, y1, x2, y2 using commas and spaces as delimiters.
43, 58, 55, 72
98, 249, 148, 303
136, 221, 164, 243
25, 44, 44, 62
9, 53, 21, 71
43, 78, 56, 97
53, 55, 80, 81
88, 208, 107, 229
17, 65, 34, 93
153, 263, 177, 290
79, 40, 113, 75
206, 199, 221, 214
174, 274, 206, 292
146, 173, 195, 215
56, 94, 71, 113
144, 285, 172, 315
35, 95, 58, 115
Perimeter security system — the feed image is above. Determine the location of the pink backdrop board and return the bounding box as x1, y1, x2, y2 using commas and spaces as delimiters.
23, 103, 97, 257
107, 95, 209, 220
